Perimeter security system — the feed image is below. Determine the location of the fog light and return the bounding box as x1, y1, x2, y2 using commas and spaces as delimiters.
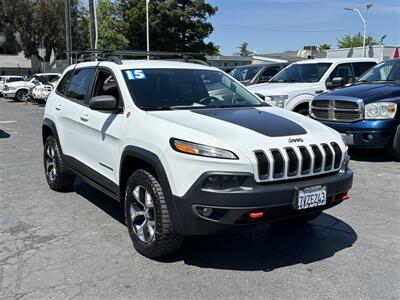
201, 207, 213, 217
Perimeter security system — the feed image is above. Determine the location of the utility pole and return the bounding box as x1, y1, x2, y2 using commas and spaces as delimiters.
88, 0, 98, 50
65, 0, 72, 65
344, 4, 373, 57
146, 0, 150, 60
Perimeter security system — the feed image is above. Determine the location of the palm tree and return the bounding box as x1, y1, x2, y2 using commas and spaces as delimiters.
318, 43, 331, 53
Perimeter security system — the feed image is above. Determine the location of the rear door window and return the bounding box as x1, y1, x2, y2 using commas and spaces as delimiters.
352, 62, 376, 77
8, 77, 24, 83
259, 66, 281, 83
57, 70, 74, 95
65, 68, 96, 102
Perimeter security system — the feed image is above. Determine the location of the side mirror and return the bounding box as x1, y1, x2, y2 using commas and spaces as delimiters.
326, 77, 344, 89
89, 95, 119, 112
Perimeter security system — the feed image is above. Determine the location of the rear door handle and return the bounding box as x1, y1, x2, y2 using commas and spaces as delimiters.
80, 114, 90, 122
55, 104, 62, 111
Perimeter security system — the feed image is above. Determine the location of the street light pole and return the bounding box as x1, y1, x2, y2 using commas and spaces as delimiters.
146, 0, 150, 60
344, 4, 373, 58
65, 0, 72, 65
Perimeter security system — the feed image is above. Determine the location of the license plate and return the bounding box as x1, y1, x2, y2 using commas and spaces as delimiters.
295, 185, 327, 210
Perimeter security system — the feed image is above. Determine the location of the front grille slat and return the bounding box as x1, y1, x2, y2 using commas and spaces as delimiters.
322, 144, 333, 170
255, 151, 269, 178
285, 148, 298, 177
271, 150, 284, 178
311, 145, 323, 173
254, 142, 343, 181
331, 142, 342, 168
299, 146, 311, 174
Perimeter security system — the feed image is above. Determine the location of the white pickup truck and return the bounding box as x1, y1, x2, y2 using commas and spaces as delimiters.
248, 58, 378, 115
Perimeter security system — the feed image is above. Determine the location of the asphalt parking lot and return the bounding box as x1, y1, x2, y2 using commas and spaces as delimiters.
0, 98, 399, 299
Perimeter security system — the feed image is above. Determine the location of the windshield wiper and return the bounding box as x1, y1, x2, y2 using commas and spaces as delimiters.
142, 106, 173, 111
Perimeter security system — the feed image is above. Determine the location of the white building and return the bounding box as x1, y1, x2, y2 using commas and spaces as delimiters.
326, 45, 400, 61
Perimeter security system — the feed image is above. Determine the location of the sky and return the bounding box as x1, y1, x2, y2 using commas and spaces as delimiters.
204, 0, 400, 55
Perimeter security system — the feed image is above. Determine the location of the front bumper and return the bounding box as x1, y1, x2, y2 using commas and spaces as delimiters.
2, 91, 16, 98
171, 169, 353, 235
321, 119, 398, 148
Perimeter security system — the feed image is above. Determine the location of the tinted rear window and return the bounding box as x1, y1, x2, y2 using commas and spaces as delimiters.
57, 70, 74, 95
353, 62, 376, 77
65, 68, 95, 101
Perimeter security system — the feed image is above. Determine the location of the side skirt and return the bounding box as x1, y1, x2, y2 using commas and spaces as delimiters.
64, 155, 120, 202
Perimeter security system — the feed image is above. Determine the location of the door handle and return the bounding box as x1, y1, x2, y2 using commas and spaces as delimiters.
55, 104, 62, 111
80, 114, 90, 122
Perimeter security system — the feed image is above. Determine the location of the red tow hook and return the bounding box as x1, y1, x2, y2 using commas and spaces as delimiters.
340, 194, 350, 201
249, 211, 264, 219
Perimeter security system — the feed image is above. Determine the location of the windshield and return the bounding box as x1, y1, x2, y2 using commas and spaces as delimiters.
230, 66, 262, 82
122, 69, 264, 110
358, 60, 400, 82
270, 63, 332, 83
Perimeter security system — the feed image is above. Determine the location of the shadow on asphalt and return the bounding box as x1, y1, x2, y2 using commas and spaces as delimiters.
0, 129, 11, 139
74, 178, 125, 225
159, 214, 357, 271
72, 178, 357, 272
349, 148, 393, 162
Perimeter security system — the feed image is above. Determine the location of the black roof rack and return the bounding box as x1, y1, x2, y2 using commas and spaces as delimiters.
65, 49, 208, 66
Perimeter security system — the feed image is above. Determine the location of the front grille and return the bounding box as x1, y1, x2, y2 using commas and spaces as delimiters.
311, 99, 362, 122
254, 143, 343, 182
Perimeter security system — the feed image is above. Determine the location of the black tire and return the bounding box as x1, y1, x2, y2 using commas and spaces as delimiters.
385, 125, 400, 161
15, 89, 28, 102
270, 212, 321, 225
295, 107, 310, 116
124, 169, 183, 258
43, 136, 75, 191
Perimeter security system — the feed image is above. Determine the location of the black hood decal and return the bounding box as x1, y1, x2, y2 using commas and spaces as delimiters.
192, 108, 307, 137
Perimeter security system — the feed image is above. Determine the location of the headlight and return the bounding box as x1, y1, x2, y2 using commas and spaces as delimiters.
365, 102, 397, 119
266, 95, 289, 108
4, 86, 15, 91
170, 138, 238, 159
35, 87, 45, 92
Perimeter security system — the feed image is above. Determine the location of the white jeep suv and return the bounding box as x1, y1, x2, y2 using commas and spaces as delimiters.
248, 58, 378, 115
43, 56, 353, 258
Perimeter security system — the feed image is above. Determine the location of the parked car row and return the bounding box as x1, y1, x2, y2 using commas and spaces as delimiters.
0, 73, 60, 102
234, 58, 399, 160
2, 59, 398, 161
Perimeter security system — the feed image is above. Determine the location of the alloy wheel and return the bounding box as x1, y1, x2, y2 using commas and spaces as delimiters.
130, 185, 156, 242
45, 144, 57, 182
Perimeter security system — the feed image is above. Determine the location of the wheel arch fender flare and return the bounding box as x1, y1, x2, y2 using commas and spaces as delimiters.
42, 118, 61, 148
286, 93, 315, 111
120, 146, 185, 233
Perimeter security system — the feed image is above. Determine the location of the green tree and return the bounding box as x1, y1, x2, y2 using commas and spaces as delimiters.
118, 0, 219, 54
0, 0, 88, 61
337, 33, 378, 48
318, 43, 331, 53
97, 0, 129, 49
238, 42, 254, 57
